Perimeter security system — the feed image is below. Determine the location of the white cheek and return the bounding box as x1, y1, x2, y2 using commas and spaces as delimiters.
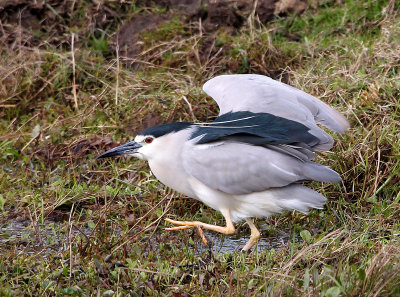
135, 145, 152, 160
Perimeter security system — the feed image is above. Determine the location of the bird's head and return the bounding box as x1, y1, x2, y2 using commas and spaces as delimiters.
97, 122, 192, 161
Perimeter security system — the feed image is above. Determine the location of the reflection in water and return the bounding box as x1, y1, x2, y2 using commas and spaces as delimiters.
203, 228, 294, 253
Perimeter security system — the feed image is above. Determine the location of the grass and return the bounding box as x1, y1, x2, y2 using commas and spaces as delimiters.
1, 0, 400, 296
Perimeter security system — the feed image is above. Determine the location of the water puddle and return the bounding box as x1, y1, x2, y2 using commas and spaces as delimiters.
205, 231, 292, 253
0, 217, 91, 257
1, 215, 296, 258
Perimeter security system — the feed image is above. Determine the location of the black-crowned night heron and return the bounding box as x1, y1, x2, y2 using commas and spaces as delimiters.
98, 74, 349, 251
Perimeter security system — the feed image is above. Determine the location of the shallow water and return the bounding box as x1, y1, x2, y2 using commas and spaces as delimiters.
205, 231, 291, 253
0, 218, 91, 257
1, 216, 294, 258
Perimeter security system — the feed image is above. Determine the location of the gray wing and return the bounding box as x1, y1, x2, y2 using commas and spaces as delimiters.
202, 74, 349, 151
182, 141, 341, 195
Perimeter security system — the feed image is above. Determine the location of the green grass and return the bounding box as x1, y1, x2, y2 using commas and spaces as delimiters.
1, 0, 400, 296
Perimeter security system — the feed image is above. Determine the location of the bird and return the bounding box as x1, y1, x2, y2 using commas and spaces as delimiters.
98, 74, 349, 251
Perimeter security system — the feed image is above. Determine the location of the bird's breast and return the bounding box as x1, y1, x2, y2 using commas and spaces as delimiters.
148, 159, 197, 198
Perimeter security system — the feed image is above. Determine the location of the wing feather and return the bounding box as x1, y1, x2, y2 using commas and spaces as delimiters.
202, 74, 349, 150
182, 141, 340, 195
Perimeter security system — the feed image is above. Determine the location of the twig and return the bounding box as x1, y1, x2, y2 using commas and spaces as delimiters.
373, 147, 381, 194
110, 194, 174, 254
21, 133, 40, 152
182, 95, 196, 122
71, 33, 78, 109
115, 38, 120, 105
68, 203, 75, 280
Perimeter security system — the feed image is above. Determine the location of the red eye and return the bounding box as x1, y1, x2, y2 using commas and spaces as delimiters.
145, 137, 153, 144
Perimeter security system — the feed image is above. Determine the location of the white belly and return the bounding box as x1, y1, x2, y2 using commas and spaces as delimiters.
187, 176, 283, 222
187, 177, 327, 222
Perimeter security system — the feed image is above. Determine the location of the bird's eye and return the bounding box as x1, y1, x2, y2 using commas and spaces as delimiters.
144, 137, 154, 144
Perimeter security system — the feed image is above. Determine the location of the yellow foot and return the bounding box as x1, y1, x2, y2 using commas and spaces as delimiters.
165, 216, 236, 246
242, 218, 261, 251
165, 218, 209, 245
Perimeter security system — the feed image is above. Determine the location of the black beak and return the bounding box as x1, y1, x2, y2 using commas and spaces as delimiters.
97, 141, 142, 159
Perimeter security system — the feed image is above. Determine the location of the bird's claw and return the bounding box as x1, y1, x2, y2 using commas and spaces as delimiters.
164, 218, 208, 245
164, 225, 192, 231
196, 225, 208, 245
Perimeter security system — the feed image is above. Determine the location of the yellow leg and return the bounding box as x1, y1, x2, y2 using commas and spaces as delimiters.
242, 218, 261, 251
165, 209, 235, 245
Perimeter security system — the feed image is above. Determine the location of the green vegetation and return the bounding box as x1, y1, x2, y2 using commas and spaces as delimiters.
1, 0, 399, 296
